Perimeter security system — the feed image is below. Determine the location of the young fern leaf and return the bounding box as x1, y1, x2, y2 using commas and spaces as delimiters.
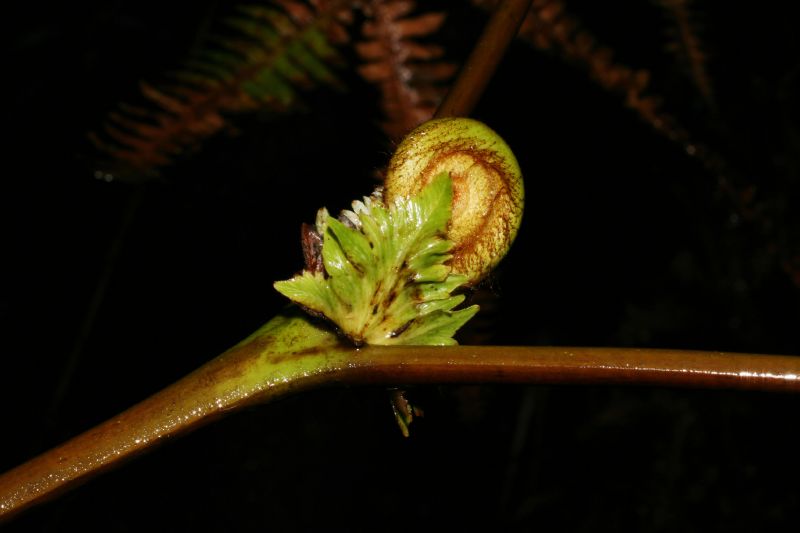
274, 173, 478, 346
91, 0, 353, 179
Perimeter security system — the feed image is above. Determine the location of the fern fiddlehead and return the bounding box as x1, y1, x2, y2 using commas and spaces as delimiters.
385, 117, 524, 285
274, 117, 524, 345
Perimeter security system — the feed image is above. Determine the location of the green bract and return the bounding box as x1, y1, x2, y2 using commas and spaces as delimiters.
274, 173, 478, 346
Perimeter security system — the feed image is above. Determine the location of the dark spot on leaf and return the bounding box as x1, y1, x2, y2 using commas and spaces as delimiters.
390, 320, 413, 338
384, 289, 398, 308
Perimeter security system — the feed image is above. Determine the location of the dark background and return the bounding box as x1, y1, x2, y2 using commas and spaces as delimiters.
3, 1, 800, 530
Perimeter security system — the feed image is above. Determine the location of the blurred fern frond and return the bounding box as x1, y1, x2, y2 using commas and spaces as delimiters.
90, 0, 355, 180
90, 0, 457, 178
476, 0, 689, 147
356, 0, 456, 143
656, 0, 715, 110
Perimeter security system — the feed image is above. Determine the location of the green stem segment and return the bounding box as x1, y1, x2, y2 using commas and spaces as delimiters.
1, 309, 798, 521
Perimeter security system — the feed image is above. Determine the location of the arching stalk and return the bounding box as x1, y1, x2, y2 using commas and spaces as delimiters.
1, 308, 798, 520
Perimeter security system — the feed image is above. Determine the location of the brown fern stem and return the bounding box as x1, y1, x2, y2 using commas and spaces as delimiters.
1, 325, 798, 521
435, 0, 533, 118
